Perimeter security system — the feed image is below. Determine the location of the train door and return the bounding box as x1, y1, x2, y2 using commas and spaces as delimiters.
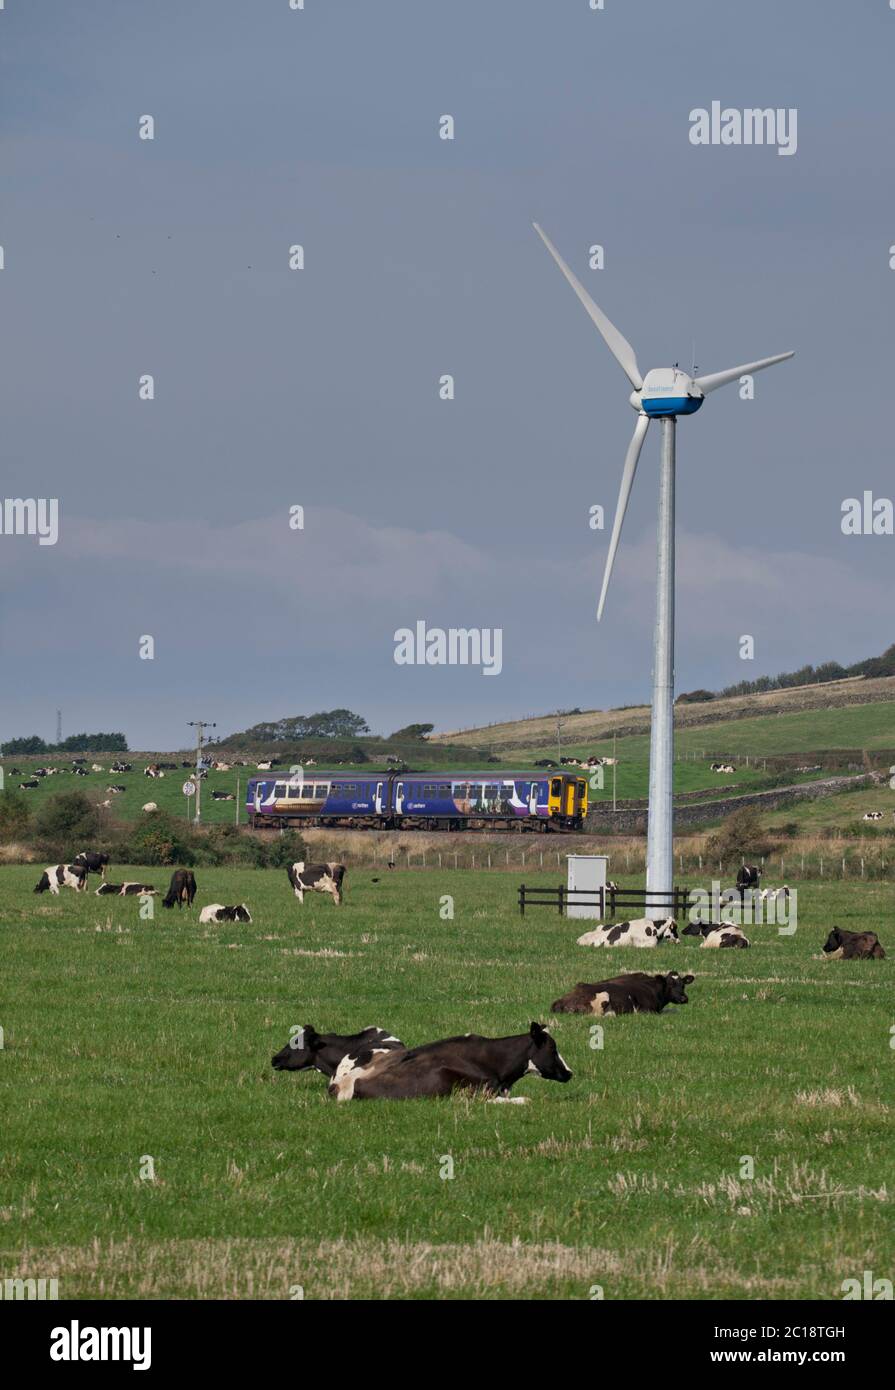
375, 781, 384, 814
395, 781, 405, 815
565, 778, 577, 817
528, 781, 540, 816
549, 776, 563, 817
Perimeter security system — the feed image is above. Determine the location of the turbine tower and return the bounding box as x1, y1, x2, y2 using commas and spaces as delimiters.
533, 224, 793, 915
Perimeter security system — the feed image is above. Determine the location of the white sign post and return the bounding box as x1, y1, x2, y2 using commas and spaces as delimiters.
183, 780, 196, 822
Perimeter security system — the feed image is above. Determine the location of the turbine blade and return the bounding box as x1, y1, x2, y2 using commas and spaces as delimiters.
533, 223, 643, 391
597, 413, 650, 622
695, 351, 794, 395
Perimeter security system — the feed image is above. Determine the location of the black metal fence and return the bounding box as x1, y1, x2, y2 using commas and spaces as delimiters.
518, 884, 691, 919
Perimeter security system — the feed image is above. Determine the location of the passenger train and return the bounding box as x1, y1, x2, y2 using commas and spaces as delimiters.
246, 769, 588, 832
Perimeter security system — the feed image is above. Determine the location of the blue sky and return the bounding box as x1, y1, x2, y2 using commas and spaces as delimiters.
1, 1, 892, 748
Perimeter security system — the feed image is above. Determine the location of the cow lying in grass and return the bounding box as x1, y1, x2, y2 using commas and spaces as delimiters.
95, 882, 156, 896
552, 970, 695, 1016
199, 903, 251, 923
682, 921, 750, 948
34, 864, 88, 894
328, 1023, 572, 1102
576, 918, 679, 948
287, 861, 345, 906
822, 927, 885, 960
271, 1025, 404, 1078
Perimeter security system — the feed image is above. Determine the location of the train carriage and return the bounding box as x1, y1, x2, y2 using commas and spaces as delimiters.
247, 770, 587, 832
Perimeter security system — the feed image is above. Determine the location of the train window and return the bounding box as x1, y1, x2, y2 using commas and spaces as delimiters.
316, 784, 330, 797
452, 782, 469, 797
484, 785, 499, 799
343, 783, 357, 793
274, 783, 287, 797
423, 784, 436, 796
438, 783, 451, 794
550, 778, 562, 798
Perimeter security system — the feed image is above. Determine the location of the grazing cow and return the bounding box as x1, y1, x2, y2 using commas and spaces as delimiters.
141, 802, 158, 812
271, 1025, 404, 1078
95, 882, 156, 896
287, 861, 346, 906
106, 785, 126, 794
199, 903, 252, 923
73, 851, 110, 879
576, 917, 679, 948
329, 1023, 572, 1103
862, 811, 883, 822
552, 970, 695, 1016
759, 885, 790, 904
211, 790, 234, 801
34, 864, 88, 894
822, 927, 885, 960
19, 780, 39, 790
162, 869, 197, 909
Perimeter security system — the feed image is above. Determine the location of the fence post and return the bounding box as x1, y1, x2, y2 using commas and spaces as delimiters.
519, 885, 525, 917
558, 885, 564, 916
487, 852, 491, 869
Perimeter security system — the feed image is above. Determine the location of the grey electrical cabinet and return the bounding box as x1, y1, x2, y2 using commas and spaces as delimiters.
566, 854, 609, 919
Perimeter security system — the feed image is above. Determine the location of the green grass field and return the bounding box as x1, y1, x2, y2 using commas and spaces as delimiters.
1, 864, 892, 1300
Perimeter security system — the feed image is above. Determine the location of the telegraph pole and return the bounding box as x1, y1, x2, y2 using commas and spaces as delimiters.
187, 720, 216, 822
556, 718, 565, 765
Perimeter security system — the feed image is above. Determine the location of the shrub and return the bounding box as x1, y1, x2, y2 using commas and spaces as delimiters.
33, 791, 100, 857
0, 788, 32, 843
705, 806, 774, 861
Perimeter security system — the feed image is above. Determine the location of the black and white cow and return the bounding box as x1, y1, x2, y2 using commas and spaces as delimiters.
862, 811, 883, 822
682, 920, 750, 947
73, 851, 110, 879
210, 791, 234, 801
19, 780, 39, 790
110, 762, 132, 774
328, 1023, 572, 1103
34, 864, 88, 894
552, 970, 695, 1016
736, 864, 761, 900
287, 861, 345, 906
162, 869, 197, 909
576, 917, 679, 948
822, 927, 885, 960
198, 903, 252, 923
106, 785, 126, 794
271, 1025, 404, 1078
95, 882, 157, 896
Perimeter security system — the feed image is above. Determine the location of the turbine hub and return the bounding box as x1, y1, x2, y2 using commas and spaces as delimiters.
636, 366, 705, 418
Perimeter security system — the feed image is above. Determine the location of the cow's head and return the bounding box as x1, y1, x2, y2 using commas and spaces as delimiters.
662, 971, 695, 1004
527, 1022, 572, 1082
234, 904, 251, 922
272, 1024, 324, 1071
655, 917, 679, 942
822, 928, 844, 955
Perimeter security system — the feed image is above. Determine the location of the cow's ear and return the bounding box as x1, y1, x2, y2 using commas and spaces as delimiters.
684, 974, 695, 985
303, 1025, 321, 1049
530, 1021, 547, 1040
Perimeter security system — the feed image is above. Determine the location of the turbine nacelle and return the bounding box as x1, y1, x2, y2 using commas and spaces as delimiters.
629, 368, 704, 418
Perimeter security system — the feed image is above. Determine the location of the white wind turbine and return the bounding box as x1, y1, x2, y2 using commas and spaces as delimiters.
533, 223, 793, 915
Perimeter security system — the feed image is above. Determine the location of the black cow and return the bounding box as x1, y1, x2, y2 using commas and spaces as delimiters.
552, 970, 695, 1016
19, 780, 39, 790
73, 851, 110, 879
822, 927, 885, 960
328, 1023, 572, 1102
271, 1025, 404, 1078
287, 861, 345, 906
162, 869, 197, 909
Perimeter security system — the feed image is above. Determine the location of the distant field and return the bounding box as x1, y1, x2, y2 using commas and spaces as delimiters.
1, 865, 891, 1299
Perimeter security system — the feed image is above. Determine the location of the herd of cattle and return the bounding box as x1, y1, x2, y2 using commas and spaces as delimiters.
26, 848, 887, 1102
